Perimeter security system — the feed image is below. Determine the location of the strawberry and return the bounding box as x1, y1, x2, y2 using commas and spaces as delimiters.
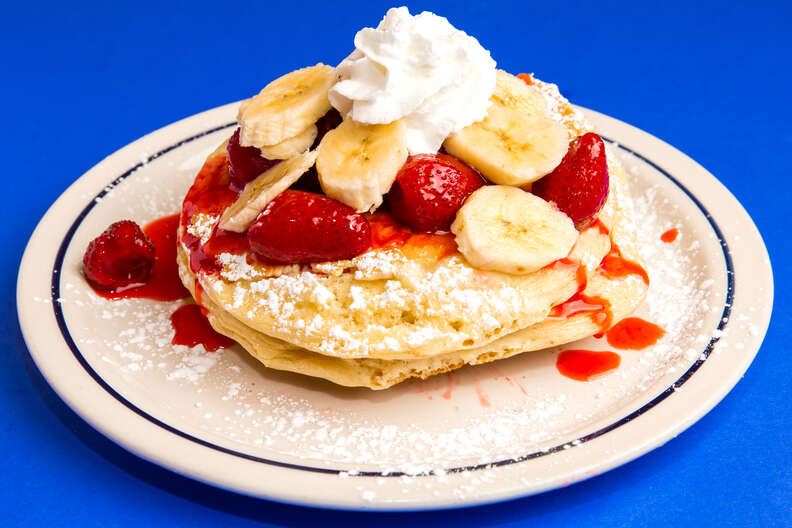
532, 132, 609, 229
247, 190, 372, 264
388, 153, 485, 232
83, 220, 156, 291
311, 108, 343, 149
227, 128, 280, 190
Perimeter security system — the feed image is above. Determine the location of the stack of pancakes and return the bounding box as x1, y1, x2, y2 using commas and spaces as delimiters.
177, 77, 648, 389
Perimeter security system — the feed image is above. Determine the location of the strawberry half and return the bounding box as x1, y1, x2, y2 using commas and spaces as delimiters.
83, 220, 156, 291
247, 190, 372, 264
532, 132, 609, 229
227, 128, 280, 190
388, 153, 485, 232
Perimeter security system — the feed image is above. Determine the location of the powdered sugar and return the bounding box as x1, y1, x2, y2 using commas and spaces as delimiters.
45, 117, 764, 504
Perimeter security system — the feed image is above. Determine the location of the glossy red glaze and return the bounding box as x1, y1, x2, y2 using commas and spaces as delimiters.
517, 73, 534, 85
368, 211, 458, 259
83, 220, 156, 292
556, 349, 621, 381
180, 152, 252, 275
227, 128, 280, 190
550, 292, 612, 335
606, 317, 665, 350
90, 214, 189, 301
532, 132, 610, 229
600, 244, 650, 285
661, 228, 679, 243
247, 190, 372, 264
170, 304, 235, 351
388, 153, 484, 232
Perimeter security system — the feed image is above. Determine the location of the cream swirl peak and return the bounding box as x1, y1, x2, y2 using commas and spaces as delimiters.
329, 7, 497, 155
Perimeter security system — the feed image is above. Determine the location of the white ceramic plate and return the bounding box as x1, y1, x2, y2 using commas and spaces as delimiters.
17, 103, 773, 511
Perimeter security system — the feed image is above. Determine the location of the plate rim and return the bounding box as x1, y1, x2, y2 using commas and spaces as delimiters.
16, 102, 774, 510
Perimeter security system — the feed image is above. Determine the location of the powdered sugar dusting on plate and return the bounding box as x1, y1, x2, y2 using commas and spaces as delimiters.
48, 128, 755, 502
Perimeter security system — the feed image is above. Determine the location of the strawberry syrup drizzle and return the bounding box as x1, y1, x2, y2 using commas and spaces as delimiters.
547, 219, 648, 337
600, 244, 650, 285
180, 152, 250, 275
90, 214, 190, 301
606, 317, 665, 350
170, 304, 235, 351
89, 152, 243, 350
556, 349, 621, 381
368, 211, 458, 259
661, 228, 679, 243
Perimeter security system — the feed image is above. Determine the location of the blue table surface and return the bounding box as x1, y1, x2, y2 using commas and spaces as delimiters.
3, 1, 790, 526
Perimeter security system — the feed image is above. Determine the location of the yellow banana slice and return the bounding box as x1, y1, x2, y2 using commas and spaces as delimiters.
492, 69, 549, 117
316, 119, 408, 212
218, 150, 318, 233
257, 125, 317, 160
444, 104, 569, 186
451, 185, 578, 274
237, 64, 335, 148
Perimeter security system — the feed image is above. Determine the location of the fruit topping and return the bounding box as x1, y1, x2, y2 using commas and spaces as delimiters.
388, 153, 484, 232
83, 220, 156, 291
312, 109, 343, 148
247, 190, 372, 264
316, 118, 408, 212
237, 64, 335, 147
444, 104, 569, 186
219, 150, 318, 232
257, 124, 317, 160
532, 132, 609, 229
227, 128, 280, 190
451, 185, 578, 274
491, 70, 548, 117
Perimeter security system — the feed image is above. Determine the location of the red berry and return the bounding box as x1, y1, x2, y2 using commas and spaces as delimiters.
227, 128, 280, 190
247, 190, 372, 264
83, 221, 156, 291
388, 153, 485, 232
312, 109, 343, 149
532, 132, 609, 229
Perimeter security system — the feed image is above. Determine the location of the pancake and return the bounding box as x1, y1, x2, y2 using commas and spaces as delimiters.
176, 74, 649, 389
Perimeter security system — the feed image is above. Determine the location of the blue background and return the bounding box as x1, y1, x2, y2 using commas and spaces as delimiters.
3, 1, 790, 526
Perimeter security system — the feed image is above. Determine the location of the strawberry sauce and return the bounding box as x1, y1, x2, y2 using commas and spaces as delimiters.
661, 228, 679, 243
606, 317, 665, 350
556, 349, 621, 381
600, 244, 650, 285
546, 220, 648, 336
368, 211, 458, 259
179, 152, 250, 274
89, 214, 190, 301
170, 304, 235, 351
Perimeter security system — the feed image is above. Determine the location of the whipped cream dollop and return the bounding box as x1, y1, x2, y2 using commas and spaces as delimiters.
329, 7, 496, 155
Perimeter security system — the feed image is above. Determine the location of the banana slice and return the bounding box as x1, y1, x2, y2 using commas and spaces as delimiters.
238, 64, 335, 148
219, 150, 318, 233
451, 185, 578, 274
316, 119, 408, 212
257, 124, 318, 160
444, 104, 569, 186
492, 70, 549, 117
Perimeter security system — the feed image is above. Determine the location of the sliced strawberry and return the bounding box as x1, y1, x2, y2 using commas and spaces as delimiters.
83, 220, 156, 291
388, 153, 485, 232
227, 128, 280, 190
247, 190, 371, 264
311, 108, 343, 149
532, 132, 609, 229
